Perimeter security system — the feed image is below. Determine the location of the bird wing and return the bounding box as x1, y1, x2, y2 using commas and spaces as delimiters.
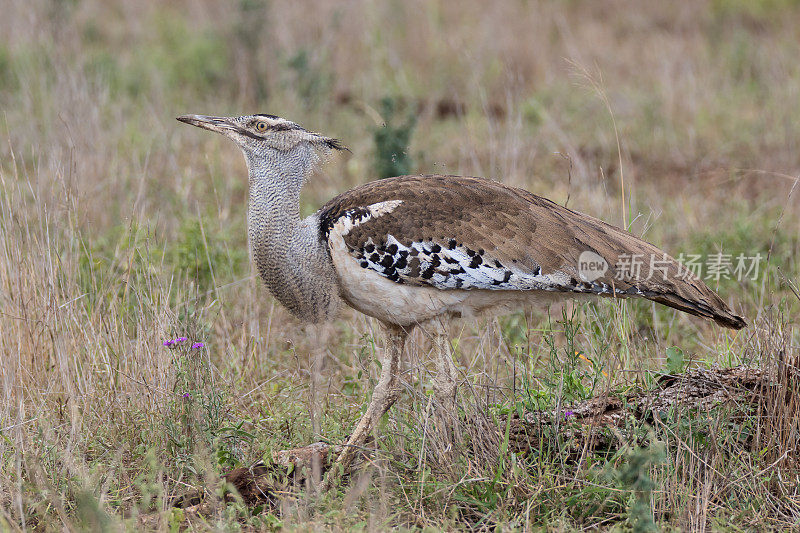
319, 175, 745, 329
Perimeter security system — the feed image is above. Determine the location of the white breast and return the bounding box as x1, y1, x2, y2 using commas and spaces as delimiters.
326, 201, 464, 325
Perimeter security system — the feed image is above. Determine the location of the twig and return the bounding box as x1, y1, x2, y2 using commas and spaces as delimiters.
1, 418, 39, 433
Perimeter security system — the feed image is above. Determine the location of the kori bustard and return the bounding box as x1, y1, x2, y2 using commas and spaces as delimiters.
178, 113, 745, 474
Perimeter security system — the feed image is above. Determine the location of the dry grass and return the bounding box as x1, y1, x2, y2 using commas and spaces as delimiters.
1, 0, 799, 530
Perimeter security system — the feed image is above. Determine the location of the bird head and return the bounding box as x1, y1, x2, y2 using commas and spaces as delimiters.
177, 113, 347, 156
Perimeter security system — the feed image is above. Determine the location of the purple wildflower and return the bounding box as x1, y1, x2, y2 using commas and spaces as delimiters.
163, 336, 190, 348
182, 392, 191, 399
564, 410, 575, 420
191, 342, 205, 349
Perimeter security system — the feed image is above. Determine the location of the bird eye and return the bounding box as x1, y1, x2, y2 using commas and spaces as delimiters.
255, 121, 268, 132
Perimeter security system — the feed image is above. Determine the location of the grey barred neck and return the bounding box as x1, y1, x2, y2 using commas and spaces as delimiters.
244, 145, 341, 322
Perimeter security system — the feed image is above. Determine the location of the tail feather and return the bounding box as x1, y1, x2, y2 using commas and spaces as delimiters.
647, 291, 747, 330
567, 211, 749, 331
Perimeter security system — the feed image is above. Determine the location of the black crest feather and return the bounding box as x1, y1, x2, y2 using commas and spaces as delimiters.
325, 137, 349, 151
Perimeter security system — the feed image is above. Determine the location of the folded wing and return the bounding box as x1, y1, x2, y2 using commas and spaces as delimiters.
319, 175, 746, 329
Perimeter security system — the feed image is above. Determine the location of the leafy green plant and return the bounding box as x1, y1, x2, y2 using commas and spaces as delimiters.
616, 442, 665, 532
541, 307, 606, 404
372, 97, 417, 178
665, 346, 685, 374
161, 332, 251, 478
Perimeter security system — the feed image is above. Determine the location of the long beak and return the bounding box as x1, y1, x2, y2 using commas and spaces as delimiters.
176, 114, 235, 135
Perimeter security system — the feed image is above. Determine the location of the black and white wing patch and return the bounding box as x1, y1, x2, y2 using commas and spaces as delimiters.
328, 200, 621, 294
355, 234, 573, 291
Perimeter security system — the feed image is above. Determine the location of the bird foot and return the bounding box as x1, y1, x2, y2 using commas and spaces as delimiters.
318, 436, 378, 491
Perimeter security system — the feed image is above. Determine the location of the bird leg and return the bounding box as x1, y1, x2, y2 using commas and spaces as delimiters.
431, 325, 458, 411
427, 320, 459, 455
324, 322, 407, 487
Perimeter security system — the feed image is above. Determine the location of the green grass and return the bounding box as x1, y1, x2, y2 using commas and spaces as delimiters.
1, 0, 799, 530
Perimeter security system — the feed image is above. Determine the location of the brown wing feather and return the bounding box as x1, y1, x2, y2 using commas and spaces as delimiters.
319, 175, 746, 329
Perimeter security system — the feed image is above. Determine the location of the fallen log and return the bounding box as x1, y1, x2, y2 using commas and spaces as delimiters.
505, 365, 772, 457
